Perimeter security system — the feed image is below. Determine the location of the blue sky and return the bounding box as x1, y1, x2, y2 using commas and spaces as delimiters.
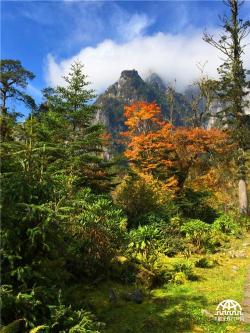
2, 0, 250, 113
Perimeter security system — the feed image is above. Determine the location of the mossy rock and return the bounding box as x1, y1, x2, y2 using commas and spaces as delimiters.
136, 266, 156, 288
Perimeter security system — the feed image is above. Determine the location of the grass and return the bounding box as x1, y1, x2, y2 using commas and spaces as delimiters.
67, 235, 250, 333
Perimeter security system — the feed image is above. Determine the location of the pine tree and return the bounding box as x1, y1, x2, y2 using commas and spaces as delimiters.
0, 59, 35, 114
204, 0, 250, 214
0, 59, 35, 140
40, 61, 113, 192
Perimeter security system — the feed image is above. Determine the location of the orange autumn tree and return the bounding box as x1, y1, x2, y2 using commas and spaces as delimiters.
123, 101, 229, 192
170, 127, 229, 189
123, 101, 175, 184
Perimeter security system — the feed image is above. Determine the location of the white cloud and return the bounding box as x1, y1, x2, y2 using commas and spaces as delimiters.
115, 13, 154, 41
46, 30, 250, 94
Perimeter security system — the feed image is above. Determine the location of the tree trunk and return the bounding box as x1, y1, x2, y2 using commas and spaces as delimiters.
238, 178, 248, 215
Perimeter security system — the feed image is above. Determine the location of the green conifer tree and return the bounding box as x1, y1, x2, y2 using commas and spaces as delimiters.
40, 61, 113, 192
204, 0, 250, 214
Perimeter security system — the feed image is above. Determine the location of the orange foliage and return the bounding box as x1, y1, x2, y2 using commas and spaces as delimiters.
191, 165, 237, 210
123, 102, 175, 175
123, 101, 229, 190
171, 127, 229, 187
124, 101, 164, 133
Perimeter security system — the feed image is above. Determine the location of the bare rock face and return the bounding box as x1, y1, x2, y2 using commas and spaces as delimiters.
145, 72, 166, 91
94, 70, 153, 136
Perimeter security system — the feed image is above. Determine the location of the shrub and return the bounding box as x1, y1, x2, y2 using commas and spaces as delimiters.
175, 188, 218, 223
158, 235, 186, 257
238, 214, 250, 230
113, 173, 176, 228
172, 261, 197, 281
49, 302, 103, 333
195, 257, 215, 268
212, 214, 241, 236
61, 188, 127, 278
134, 254, 169, 289
1, 187, 126, 330
169, 216, 184, 231
1, 286, 103, 332
127, 224, 162, 261
127, 225, 172, 287
113, 174, 161, 227
1, 284, 53, 329
129, 224, 161, 245
128, 216, 186, 257
136, 212, 168, 226
181, 219, 210, 250
207, 229, 229, 251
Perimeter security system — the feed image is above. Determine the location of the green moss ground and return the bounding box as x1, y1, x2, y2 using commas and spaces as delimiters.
67, 236, 250, 333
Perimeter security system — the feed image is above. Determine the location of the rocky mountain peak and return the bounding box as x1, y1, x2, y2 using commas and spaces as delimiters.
116, 69, 145, 95
146, 72, 166, 92
94, 69, 192, 150
120, 69, 140, 81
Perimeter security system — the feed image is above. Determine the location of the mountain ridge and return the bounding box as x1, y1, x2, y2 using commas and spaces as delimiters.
94, 70, 192, 146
